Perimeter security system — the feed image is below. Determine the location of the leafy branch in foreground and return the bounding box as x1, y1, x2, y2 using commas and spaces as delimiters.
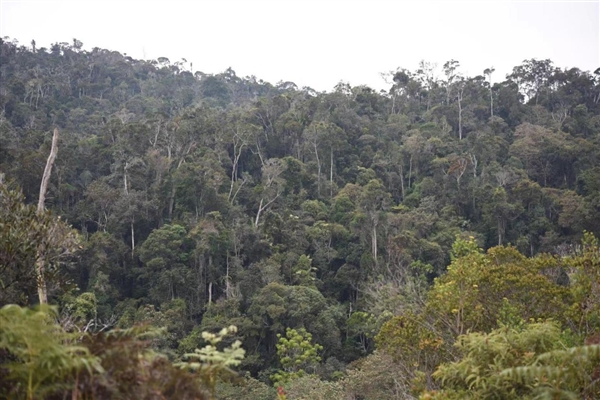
176, 325, 245, 398
1, 304, 246, 399
0, 304, 101, 400
501, 343, 600, 399
422, 321, 600, 400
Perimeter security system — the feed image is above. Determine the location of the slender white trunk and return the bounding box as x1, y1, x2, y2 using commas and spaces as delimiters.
255, 198, 264, 227
330, 147, 333, 198
36, 128, 59, 305
314, 142, 321, 196
498, 219, 503, 246
131, 220, 135, 258
457, 90, 463, 140
399, 164, 405, 200
225, 255, 231, 299
490, 87, 494, 118
408, 155, 413, 189
371, 224, 378, 266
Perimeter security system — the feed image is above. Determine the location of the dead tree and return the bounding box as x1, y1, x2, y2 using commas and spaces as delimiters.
36, 128, 59, 304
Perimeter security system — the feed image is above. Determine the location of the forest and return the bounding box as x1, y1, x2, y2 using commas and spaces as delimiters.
1, 36, 600, 399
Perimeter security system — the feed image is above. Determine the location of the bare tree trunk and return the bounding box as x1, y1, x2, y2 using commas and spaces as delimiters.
255, 198, 264, 227
131, 220, 135, 258
371, 224, 378, 266
469, 153, 478, 178
457, 90, 463, 140
254, 192, 281, 227
123, 162, 129, 194
314, 142, 321, 197
228, 134, 245, 203
168, 185, 176, 220
490, 87, 494, 118
399, 164, 405, 200
225, 255, 230, 299
330, 147, 333, 198
38, 129, 59, 212
36, 128, 59, 304
408, 155, 413, 189
498, 219, 503, 246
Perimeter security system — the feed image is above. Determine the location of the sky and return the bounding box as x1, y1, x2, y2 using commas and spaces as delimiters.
1, 0, 598, 92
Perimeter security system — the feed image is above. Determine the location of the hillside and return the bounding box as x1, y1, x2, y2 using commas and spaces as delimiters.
1, 37, 600, 399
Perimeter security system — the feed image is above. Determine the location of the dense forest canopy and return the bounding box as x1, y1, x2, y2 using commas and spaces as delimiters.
1, 36, 600, 399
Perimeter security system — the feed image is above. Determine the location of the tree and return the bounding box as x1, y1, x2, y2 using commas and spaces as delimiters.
271, 327, 323, 385
483, 67, 495, 117
455, 77, 466, 140
292, 254, 317, 286
177, 325, 245, 399
501, 342, 600, 399
356, 179, 391, 267
509, 59, 556, 105
255, 158, 286, 227
0, 183, 79, 306
427, 237, 571, 336
1, 304, 248, 400
0, 304, 101, 400
376, 312, 446, 394
423, 321, 564, 400
138, 224, 192, 304
36, 127, 59, 304
443, 60, 460, 105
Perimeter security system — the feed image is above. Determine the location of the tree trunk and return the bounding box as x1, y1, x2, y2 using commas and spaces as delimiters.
36, 128, 59, 305
330, 147, 334, 198
457, 91, 463, 140
371, 214, 378, 267
168, 184, 176, 220
254, 192, 280, 227
490, 87, 494, 118
498, 219, 503, 246
255, 198, 264, 227
228, 138, 244, 202
408, 155, 413, 189
131, 220, 135, 259
123, 162, 129, 194
372, 225, 378, 266
225, 255, 230, 299
399, 164, 405, 200
314, 142, 321, 197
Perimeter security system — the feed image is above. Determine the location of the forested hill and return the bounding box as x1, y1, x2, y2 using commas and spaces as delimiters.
2, 36, 600, 398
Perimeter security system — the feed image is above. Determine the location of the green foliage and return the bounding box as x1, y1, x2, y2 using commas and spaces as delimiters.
138, 224, 192, 304
1, 304, 248, 400
565, 231, 600, 336
376, 312, 445, 395
282, 374, 345, 400
0, 304, 101, 400
293, 254, 317, 286
61, 292, 98, 327
450, 235, 482, 260
0, 183, 79, 305
502, 343, 600, 399
2, 38, 600, 398
343, 351, 411, 400
423, 321, 600, 400
428, 239, 571, 335
215, 375, 276, 400
78, 324, 209, 400
177, 325, 245, 398
271, 327, 323, 385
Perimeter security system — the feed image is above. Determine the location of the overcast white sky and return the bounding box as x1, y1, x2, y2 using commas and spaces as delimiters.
1, 0, 598, 92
